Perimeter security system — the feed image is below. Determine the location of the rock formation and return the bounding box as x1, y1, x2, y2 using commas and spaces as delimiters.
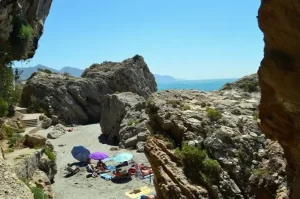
105, 74, 287, 198
100, 92, 150, 149
257, 1, 300, 198
0, 142, 33, 199
21, 55, 157, 124
0, 0, 53, 62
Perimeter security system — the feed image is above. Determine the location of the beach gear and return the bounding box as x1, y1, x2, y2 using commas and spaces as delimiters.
100, 173, 113, 180
125, 186, 153, 199
71, 146, 90, 162
89, 152, 109, 160
113, 153, 133, 163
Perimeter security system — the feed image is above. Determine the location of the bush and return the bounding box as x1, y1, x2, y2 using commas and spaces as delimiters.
45, 147, 56, 161
206, 108, 222, 121
240, 81, 258, 93
127, 119, 140, 126
251, 168, 270, 178
180, 104, 191, 111
175, 144, 221, 184
18, 24, 32, 40
38, 68, 52, 74
0, 98, 8, 117
166, 100, 181, 108
30, 187, 48, 199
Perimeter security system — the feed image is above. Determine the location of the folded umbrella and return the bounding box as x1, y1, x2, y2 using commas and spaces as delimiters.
89, 152, 109, 160
71, 146, 91, 162
113, 153, 133, 163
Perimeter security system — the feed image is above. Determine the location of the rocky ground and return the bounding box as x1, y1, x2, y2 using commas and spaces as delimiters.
100, 74, 288, 199
36, 124, 155, 199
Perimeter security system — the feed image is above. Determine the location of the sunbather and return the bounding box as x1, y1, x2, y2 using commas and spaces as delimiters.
141, 194, 156, 199
115, 161, 128, 168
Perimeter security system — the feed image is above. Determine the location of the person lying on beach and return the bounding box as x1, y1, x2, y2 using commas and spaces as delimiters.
115, 161, 128, 168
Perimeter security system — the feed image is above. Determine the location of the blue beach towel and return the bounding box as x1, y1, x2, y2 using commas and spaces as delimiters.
100, 173, 113, 180
106, 166, 116, 171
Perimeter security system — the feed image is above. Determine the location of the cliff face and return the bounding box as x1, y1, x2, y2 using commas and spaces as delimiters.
0, 0, 52, 62
257, 1, 300, 198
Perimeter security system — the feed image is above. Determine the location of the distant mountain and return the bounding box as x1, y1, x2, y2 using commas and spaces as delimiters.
15, 65, 84, 80
154, 74, 177, 83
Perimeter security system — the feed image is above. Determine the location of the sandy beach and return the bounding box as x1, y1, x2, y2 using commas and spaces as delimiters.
37, 124, 154, 199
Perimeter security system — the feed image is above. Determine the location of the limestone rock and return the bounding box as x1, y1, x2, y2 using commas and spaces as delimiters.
21, 55, 157, 125
100, 92, 150, 148
0, 162, 33, 199
25, 134, 47, 148
47, 130, 65, 139
144, 137, 209, 199
42, 117, 52, 129
257, 0, 300, 198
38, 156, 57, 183
143, 87, 285, 198
29, 169, 53, 198
0, 0, 53, 62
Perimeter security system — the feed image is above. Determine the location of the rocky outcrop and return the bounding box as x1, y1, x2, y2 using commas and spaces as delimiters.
100, 92, 150, 149
47, 124, 66, 139
257, 1, 300, 198
21, 55, 157, 125
222, 73, 259, 93
82, 55, 157, 98
0, 0, 53, 62
0, 144, 33, 199
144, 137, 209, 199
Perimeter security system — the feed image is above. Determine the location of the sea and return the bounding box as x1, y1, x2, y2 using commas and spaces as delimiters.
157, 78, 238, 92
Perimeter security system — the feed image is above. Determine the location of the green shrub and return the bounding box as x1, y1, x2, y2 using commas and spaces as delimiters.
251, 168, 270, 178
115, 91, 120, 94
240, 81, 258, 93
206, 108, 222, 121
45, 147, 56, 161
37, 68, 52, 74
252, 111, 258, 121
175, 144, 221, 185
8, 133, 24, 148
30, 187, 48, 199
18, 24, 32, 40
127, 119, 140, 126
2, 125, 14, 138
0, 98, 8, 117
165, 112, 172, 119
167, 100, 181, 108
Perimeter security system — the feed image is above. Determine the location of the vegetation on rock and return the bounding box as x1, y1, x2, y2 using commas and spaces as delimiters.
45, 147, 56, 161
206, 108, 222, 121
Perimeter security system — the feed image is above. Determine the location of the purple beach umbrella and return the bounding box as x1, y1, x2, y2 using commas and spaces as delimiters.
89, 152, 109, 160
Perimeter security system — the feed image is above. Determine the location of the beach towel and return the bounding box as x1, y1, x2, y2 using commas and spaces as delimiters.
106, 165, 116, 171
100, 173, 113, 180
125, 186, 153, 199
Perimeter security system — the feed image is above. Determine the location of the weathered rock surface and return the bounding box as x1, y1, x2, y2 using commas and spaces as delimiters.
144, 137, 209, 199
21, 55, 157, 125
38, 156, 57, 183
222, 73, 259, 92
24, 133, 47, 148
0, 0, 53, 62
0, 146, 33, 199
100, 92, 150, 149
29, 169, 53, 198
257, 1, 300, 198
47, 124, 66, 139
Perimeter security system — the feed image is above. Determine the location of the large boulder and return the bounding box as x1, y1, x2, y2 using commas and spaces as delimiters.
82, 55, 157, 98
38, 156, 57, 183
21, 55, 157, 125
24, 134, 47, 148
100, 92, 150, 149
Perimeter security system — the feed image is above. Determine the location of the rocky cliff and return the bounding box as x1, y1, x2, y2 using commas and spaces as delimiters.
21, 55, 157, 125
257, 1, 300, 198
104, 74, 287, 198
0, 0, 52, 62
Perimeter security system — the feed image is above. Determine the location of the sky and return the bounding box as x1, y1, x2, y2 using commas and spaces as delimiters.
14, 0, 263, 80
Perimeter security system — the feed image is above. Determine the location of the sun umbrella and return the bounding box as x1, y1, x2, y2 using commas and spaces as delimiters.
71, 146, 91, 162
89, 152, 109, 160
113, 153, 133, 163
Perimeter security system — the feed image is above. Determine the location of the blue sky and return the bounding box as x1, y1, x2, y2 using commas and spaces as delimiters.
15, 0, 263, 80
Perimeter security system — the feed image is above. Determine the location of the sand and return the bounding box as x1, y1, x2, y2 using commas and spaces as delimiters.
37, 124, 154, 199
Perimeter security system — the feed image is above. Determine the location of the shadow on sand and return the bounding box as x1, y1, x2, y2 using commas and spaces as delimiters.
98, 134, 119, 146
